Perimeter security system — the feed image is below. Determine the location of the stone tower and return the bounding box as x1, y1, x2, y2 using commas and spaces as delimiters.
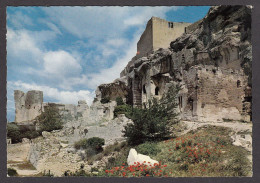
14, 90, 43, 123
136, 17, 191, 58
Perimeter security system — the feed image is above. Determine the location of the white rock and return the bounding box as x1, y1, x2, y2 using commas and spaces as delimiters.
127, 148, 159, 166
22, 138, 30, 143
42, 131, 52, 138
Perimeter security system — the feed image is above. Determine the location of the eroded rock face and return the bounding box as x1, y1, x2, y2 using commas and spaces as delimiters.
27, 114, 133, 176
127, 148, 159, 166
14, 90, 43, 123
103, 5, 252, 122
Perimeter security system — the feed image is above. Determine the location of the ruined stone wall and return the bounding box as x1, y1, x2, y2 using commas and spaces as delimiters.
14, 90, 43, 123
137, 17, 191, 59
137, 18, 153, 58
152, 18, 191, 51
196, 66, 248, 122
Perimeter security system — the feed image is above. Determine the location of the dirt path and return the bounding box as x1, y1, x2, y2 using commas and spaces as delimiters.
7, 143, 40, 177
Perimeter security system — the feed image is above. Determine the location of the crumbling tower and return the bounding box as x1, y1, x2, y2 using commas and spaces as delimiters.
14, 90, 43, 123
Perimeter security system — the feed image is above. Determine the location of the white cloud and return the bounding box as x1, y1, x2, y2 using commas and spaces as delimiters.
8, 11, 33, 28
7, 28, 44, 64
42, 6, 180, 39
43, 50, 82, 77
7, 6, 182, 121
8, 81, 95, 105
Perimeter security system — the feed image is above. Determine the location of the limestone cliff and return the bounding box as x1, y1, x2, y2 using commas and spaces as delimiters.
96, 5, 252, 122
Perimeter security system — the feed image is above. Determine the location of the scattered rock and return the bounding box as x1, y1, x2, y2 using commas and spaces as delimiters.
127, 148, 159, 166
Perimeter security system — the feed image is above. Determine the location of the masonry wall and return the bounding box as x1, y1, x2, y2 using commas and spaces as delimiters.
14, 90, 43, 123
152, 18, 191, 51
137, 17, 191, 59
189, 66, 247, 122
137, 19, 153, 58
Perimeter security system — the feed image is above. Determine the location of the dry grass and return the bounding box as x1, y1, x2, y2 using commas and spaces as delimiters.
15, 161, 36, 170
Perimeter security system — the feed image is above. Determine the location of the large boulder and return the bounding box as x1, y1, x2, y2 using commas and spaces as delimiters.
127, 148, 159, 166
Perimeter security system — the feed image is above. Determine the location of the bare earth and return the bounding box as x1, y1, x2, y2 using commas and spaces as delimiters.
7, 142, 40, 177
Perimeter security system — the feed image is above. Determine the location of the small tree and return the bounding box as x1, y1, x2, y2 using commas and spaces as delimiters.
36, 105, 63, 133
116, 97, 124, 106
7, 123, 21, 143
123, 84, 180, 145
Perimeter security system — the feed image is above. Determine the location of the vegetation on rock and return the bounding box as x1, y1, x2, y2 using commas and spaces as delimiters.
7, 123, 40, 143
36, 105, 63, 133
123, 85, 180, 145
74, 137, 105, 158
101, 126, 251, 177
100, 97, 110, 104
7, 168, 18, 176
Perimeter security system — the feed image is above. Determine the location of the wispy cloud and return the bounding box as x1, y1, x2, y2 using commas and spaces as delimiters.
7, 6, 183, 121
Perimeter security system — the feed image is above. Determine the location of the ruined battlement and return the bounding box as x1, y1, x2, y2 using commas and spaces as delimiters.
136, 17, 191, 58
14, 90, 43, 123
99, 6, 252, 122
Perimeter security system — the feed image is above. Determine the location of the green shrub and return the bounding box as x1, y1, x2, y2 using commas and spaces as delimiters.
123, 85, 180, 145
7, 168, 18, 176
101, 97, 110, 104
86, 137, 105, 153
74, 138, 88, 149
36, 105, 63, 132
74, 137, 105, 154
7, 123, 41, 143
116, 97, 124, 106
21, 130, 40, 140
136, 142, 161, 156
7, 123, 21, 143
114, 104, 132, 118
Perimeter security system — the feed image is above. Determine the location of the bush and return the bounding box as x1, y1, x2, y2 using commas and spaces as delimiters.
7, 123, 21, 143
101, 97, 110, 104
7, 123, 41, 143
136, 142, 161, 156
116, 97, 124, 106
86, 137, 105, 153
36, 105, 63, 133
74, 137, 105, 154
123, 85, 180, 145
21, 130, 40, 140
114, 104, 132, 118
7, 168, 18, 176
74, 138, 88, 150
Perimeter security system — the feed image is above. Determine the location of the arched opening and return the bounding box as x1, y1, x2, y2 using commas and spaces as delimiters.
155, 87, 159, 96
143, 84, 146, 94
237, 80, 241, 88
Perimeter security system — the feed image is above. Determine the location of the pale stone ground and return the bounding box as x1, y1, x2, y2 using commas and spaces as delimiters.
7, 142, 40, 176
7, 120, 252, 177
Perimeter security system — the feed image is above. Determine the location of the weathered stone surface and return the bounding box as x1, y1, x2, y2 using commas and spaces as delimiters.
127, 148, 159, 166
14, 90, 43, 123
106, 5, 252, 122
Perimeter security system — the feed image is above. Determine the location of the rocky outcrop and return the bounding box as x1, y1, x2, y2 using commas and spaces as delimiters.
99, 5, 252, 122
127, 148, 159, 166
27, 114, 132, 176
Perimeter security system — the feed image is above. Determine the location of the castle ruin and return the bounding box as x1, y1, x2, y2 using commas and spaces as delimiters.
13, 6, 252, 125
136, 17, 191, 58
99, 6, 252, 123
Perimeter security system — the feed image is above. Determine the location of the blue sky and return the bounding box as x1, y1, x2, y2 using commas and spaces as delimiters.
7, 6, 210, 121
